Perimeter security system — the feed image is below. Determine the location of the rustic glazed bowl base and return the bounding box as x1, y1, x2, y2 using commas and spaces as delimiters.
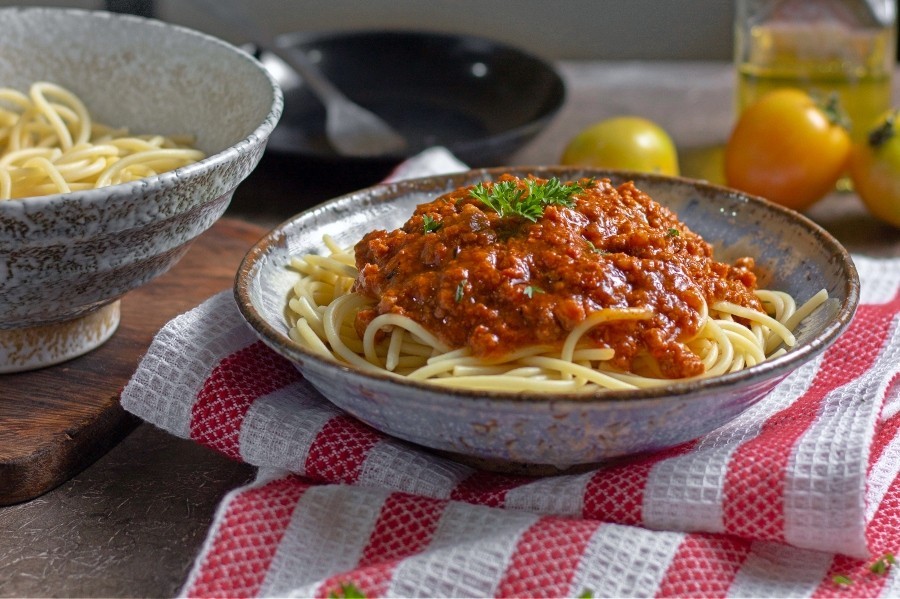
0, 301, 120, 374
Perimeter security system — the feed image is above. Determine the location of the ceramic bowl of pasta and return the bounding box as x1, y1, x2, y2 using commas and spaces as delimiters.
0, 7, 282, 373
236, 167, 858, 472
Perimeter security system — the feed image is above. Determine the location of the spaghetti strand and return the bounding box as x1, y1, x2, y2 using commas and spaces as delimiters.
0, 81, 203, 200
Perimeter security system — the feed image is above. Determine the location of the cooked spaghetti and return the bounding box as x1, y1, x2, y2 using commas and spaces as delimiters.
286, 175, 827, 392
0, 81, 204, 200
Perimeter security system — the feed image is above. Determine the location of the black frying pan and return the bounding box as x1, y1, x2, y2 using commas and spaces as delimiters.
261, 29, 566, 181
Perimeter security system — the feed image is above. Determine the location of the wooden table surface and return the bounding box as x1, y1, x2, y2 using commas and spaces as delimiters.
2, 60, 899, 598
0, 219, 268, 507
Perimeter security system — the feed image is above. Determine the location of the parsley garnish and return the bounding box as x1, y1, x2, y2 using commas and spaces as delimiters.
524, 285, 544, 298
584, 239, 607, 254
328, 582, 366, 598
455, 279, 467, 302
525, 177, 590, 208
830, 553, 896, 587
468, 177, 592, 222
422, 214, 442, 233
667, 228, 680, 237
870, 552, 896, 575
469, 180, 528, 220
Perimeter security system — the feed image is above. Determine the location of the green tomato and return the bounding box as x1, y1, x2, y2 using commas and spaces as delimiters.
850, 110, 900, 228
560, 116, 680, 176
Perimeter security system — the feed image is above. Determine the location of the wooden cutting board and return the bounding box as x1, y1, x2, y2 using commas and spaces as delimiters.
0, 218, 265, 505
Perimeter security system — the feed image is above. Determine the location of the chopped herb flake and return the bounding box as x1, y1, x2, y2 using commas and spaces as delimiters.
871, 553, 896, 575
667, 228, 680, 237
455, 280, 467, 302
585, 239, 606, 254
524, 285, 544, 298
328, 582, 366, 598
832, 575, 853, 586
422, 214, 442, 233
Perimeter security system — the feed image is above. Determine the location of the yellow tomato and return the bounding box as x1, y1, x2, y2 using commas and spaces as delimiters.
560, 116, 680, 176
724, 88, 851, 211
849, 110, 900, 228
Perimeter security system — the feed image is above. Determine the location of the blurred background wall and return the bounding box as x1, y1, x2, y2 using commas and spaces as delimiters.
7, 0, 900, 60
1, 0, 736, 61
8, 2, 900, 61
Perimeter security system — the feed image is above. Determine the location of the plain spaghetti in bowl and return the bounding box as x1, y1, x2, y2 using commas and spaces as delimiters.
0, 81, 204, 200
236, 167, 858, 470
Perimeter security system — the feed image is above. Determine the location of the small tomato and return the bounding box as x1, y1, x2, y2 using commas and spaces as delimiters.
560, 116, 680, 176
849, 110, 900, 228
724, 88, 851, 211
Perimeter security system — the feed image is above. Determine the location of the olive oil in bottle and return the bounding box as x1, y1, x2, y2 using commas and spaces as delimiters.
735, 0, 896, 142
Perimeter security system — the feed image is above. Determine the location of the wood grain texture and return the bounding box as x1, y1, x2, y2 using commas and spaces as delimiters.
0, 218, 265, 505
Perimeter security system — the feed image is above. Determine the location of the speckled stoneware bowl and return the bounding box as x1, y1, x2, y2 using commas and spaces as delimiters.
0, 8, 282, 373
236, 167, 859, 472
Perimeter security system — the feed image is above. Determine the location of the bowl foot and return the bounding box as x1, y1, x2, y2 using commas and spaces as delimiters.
434, 449, 604, 476
0, 301, 121, 374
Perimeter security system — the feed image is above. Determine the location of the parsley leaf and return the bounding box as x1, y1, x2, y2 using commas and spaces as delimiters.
469, 177, 592, 222
584, 239, 607, 254
455, 279, 467, 302
469, 181, 526, 219
328, 582, 366, 598
524, 285, 544, 298
667, 227, 680, 237
871, 553, 896, 575
525, 177, 587, 208
832, 575, 853, 586
422, 214, 442, 233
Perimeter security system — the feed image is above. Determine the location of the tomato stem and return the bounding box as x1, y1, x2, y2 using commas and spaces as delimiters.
868, 110, 898, 149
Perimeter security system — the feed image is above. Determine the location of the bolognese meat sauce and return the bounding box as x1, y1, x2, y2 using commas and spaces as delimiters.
353, 175, 761, 379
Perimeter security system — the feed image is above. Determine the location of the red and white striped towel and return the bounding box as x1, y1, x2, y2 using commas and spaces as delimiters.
122, 150, 900, 597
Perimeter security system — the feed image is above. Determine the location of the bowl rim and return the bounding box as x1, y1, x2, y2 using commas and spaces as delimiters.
268, 27, 567, 161
235, 166, 861, 405
0, 6, 284, 211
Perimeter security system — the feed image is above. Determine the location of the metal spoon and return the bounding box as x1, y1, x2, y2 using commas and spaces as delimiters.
195, 0, 407, 157
278, 44, 408, 157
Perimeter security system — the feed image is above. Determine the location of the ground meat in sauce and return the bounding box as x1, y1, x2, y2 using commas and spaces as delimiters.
353, 175, 762, 379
